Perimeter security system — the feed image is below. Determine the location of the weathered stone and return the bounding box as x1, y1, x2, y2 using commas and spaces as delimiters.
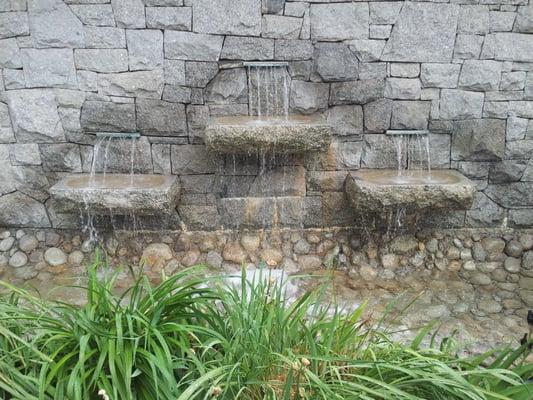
3, 68, 24, 89
439, 90, 484, 120
454, 34, 484, 59
314, 43, 358, 82
481, 33, 533, 62
515, 5, 533, 33
68, 250, 84, 266
164, 31, 223, 61
384, 78, 421, 100
478, 299, 502, 314
260, 248, 283, 266
470, 272, 492, 285
40, 143, 81, 172
262, 15, 301, 39
275, 39, 313, 60
0, 191, 50, 227
111, 0, 145, 28
465, 192, 505, 227
221, 36, 274, 60
142, 243, 173, 269
310, 3, 368, 41
75, 49, 129, 73
345, 169, 476, 212
390, 101, 430, 130
363, 99, 392, 132
69, 4, 115, 26
223, 242, 247, 264
459, 60, 502, 91
451, 119, 506, 161
490, 11, 516, 33
21, 49, 77, 89
80, 101, 135, 132
382, 3, 459, 62
205, 68, 248, 104
6, 90, 65, 143
98, 70, 164, 99
370, 2, 402, 25
163, 60, 185, 86
489, 161, 527, 183
44, 247, 66, 266
206, 250, 223, 268
500, 71, 526, 91
50, 174, 180, 215
83, 26, 125, 49
347, 40, 385, 63
0, 38, 21, 68
126, 30, 163, 71
206, 115, 331, 154
171, 145, 215, 174
184, 61, 218, 88
136, 99, 186, 136
179, 205, 220, 230
0, 237, 15, 252
330, 80, 385, 105
420, 64, 460, 88
9, 251, 27, 268
326, 105, 363, 137
485, 183, 533, 208
28, 0, 83, 47
290, 80, 329, 114
193, 0, 261, 36
146, 6, 191, 30
458, 5, 489, 35
9, 143, 41, 166
0, 11, 28, 39
390, 63, 419, 78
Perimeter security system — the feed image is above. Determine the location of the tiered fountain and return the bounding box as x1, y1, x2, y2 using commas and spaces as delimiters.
207, 62, 332, 229
345, 130, 476, 215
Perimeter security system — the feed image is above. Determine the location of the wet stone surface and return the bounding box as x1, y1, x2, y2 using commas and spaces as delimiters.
0, 227, 532, 353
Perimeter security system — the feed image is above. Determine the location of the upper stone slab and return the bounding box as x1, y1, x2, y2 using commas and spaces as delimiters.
192, 0, 261, 36
382, 3, 459, 63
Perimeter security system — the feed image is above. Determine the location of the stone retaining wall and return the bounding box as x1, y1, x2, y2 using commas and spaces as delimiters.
1, 227, 533, 326
0, 0, 532, 230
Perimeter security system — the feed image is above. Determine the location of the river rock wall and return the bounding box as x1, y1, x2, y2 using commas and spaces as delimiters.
0, 0, 532, 230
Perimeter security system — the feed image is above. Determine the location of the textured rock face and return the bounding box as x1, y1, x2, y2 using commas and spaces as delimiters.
382, 3, 459, 62
345, 169, 476, 213
0, 0, 531, 231
49, 174, 180, 215
205, 116, 332, 154
6, 90, 65, 143
192, 0, 261, 36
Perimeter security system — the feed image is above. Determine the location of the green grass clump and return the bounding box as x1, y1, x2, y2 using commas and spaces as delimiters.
0, 262, 531, 400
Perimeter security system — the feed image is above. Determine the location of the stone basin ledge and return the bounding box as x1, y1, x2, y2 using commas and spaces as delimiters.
205, 115, 332, 154
49, 174, 180, 216
345, 169, 476, 213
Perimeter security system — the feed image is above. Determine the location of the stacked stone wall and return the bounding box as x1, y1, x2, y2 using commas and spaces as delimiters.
0, 0, 532, 230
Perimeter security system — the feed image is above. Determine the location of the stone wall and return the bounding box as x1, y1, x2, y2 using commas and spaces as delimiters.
0, 0, 532, 230
1, 227, 533, 342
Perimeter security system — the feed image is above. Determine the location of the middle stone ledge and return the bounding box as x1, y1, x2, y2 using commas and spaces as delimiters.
345, 169, 476, 213
205, 115, 332, 154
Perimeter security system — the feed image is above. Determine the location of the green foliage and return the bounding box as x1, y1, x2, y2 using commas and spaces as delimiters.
0, 263, 531, 400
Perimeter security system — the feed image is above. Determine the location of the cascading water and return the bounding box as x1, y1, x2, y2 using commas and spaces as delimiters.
387, 130, 432, 231
81, 133, 140, 242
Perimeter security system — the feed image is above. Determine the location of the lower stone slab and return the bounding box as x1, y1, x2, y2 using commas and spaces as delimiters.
49, 174, 180, 216
345, 169, 476, 213
205, 115, 332, 154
